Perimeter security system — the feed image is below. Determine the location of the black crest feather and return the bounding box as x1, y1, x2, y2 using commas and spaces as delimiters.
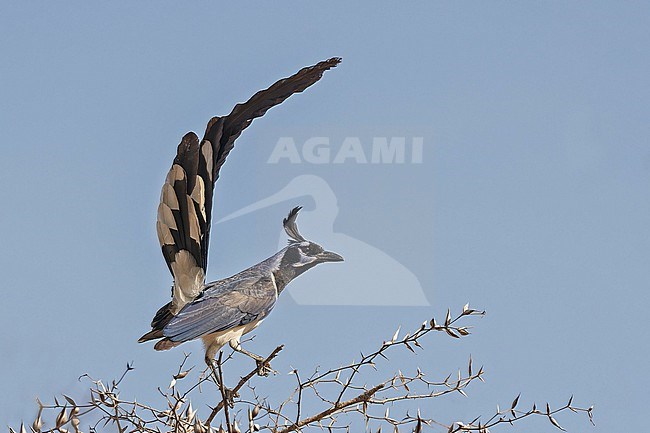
283, 206, 306, 243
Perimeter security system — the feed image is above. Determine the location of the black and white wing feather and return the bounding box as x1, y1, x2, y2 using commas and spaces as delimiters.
157, 132, 210, 316
154, 58, 341, 320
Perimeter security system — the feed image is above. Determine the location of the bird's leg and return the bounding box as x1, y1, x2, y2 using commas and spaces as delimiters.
205, 353, 238, 407
229, 340, 275, 376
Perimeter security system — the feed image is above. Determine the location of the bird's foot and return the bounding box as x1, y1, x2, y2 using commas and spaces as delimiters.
256, 359, 275, 377
222, 386, 239, 408
206, 358, 238, 406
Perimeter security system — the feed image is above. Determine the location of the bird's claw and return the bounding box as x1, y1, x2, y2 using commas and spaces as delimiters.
222, 387, 239, 407
256, 359, 275, 376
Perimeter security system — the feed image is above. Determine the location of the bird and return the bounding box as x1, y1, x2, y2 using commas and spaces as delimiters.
138, 58, 343, 375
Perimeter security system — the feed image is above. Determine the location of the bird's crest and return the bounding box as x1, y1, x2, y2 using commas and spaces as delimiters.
283, 206, 306, 243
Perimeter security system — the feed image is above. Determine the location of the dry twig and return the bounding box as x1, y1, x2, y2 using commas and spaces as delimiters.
21, 305, 594, 433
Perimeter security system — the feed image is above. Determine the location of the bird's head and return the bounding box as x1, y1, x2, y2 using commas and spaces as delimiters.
275, 207, 343, 284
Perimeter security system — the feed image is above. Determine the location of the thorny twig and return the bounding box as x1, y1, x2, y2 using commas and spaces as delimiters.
22, 305, 594, 433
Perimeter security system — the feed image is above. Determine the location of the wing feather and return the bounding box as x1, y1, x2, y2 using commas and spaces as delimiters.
163, 276, 277, 343
157, 133, 206, 312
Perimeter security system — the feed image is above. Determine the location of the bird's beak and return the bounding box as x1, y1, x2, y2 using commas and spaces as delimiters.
318, 250, 344, 262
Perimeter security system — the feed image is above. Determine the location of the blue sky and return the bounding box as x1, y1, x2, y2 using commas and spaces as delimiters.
1, 2, 648, 431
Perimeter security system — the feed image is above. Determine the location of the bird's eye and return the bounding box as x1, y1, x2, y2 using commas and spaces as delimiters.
298, 243, 323, 256
309, 244, 323, 255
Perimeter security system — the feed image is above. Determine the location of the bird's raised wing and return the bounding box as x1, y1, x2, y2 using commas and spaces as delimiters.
162, 276, 277, 343
156, 58, 341, 315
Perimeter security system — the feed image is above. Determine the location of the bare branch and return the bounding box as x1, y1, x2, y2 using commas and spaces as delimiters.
21, 306, 594, 433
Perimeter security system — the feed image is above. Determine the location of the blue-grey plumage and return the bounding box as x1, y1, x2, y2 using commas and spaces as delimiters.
165, 275, 277, 343
138, 59, 343, 370
148, 227, 343, 364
